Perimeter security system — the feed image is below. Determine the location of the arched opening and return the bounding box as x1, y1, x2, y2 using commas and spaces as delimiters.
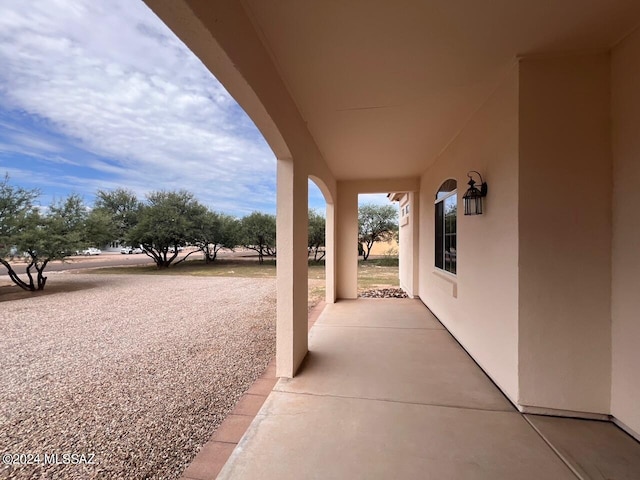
308, 176, 335, 310
356, 193, 402, 297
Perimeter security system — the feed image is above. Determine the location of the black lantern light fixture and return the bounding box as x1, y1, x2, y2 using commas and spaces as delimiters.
463, 171, 488, 215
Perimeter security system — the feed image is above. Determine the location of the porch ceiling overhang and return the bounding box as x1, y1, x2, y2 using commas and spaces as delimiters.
149, 0, 640, 181
242, 0, 639, 180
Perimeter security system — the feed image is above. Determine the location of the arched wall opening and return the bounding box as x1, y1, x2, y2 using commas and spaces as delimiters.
335, 178, 420, 300
309, 176, 336, 306
357, 193, 401, 297
144, 1, 339, 378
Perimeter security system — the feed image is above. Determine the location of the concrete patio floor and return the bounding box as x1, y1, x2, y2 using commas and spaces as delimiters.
215, 299, 640, 480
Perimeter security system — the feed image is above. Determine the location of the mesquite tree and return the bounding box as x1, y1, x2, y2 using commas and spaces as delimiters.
240, 212, 276, 264
92, 188, 142, 245
181, 211, 240, 264
127, 190, 205, 268
308, 209, 325, 262
0, 179, 86, 291
0, 176, 38, 288
358, 203, 398, 260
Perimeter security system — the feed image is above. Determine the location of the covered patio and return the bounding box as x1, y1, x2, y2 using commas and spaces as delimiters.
143, 0, 640, 477
190, 300, 640, 479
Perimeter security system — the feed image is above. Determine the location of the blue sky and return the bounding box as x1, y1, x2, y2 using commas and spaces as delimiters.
0, 0, 388, 216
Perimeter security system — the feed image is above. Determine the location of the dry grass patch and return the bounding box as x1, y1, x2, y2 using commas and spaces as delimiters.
92, 258, 324, 279
358, 258, 400, 291
89, 257, 399, 305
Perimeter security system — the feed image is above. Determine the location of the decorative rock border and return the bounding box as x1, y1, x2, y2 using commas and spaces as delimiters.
359, 288, 408, 298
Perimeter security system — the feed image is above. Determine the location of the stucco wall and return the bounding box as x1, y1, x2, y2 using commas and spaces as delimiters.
398, 194, 412, 295
418, 64, 520, 402
397, 192, 420, 297
518, 54, 612, 414
611, 29, 640, 437
337, 178, 419, 299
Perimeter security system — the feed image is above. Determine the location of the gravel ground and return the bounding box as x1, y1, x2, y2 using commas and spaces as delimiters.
0, 273, 276, 480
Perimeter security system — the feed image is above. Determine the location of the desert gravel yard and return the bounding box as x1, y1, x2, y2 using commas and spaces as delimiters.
0, 273, 276, 479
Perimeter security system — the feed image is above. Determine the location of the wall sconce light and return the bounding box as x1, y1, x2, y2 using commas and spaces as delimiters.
463, 171, 488, 215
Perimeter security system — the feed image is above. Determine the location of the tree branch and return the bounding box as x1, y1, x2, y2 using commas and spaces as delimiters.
25, 257, 36, 291
0, 258, 31, 291
174, 249, 198, 265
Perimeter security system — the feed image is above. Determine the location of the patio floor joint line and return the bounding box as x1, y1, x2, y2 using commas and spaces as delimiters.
271, 388, 516, 414
522, 414, 584, 480
313, 324, 444, 331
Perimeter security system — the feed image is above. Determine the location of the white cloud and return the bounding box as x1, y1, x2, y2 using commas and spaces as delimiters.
0, 0, 277, 215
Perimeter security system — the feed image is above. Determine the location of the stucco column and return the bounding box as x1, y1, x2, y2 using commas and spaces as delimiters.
410, 192, 420, 297
336, 182, 358, 299
324, 202, 336, 303
276, 158, 309, 378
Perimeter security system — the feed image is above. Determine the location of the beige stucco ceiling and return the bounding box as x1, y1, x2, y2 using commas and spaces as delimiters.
240, 0, 640, 180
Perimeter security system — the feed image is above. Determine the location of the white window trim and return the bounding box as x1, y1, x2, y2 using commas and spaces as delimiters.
434, 188, 457, 276
434, 189, 457, 204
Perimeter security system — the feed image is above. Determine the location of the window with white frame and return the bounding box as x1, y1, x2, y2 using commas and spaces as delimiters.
435, 179, 457, 274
